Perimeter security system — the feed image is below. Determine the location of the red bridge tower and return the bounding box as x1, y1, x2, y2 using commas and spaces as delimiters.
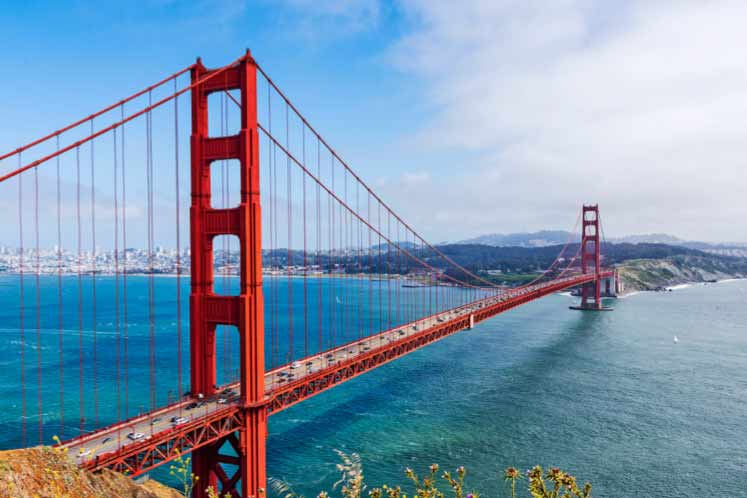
190, 51, 266, 498
571, 204, 613, 311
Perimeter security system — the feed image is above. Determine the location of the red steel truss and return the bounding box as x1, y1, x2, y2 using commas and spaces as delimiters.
85, 408, 245, 477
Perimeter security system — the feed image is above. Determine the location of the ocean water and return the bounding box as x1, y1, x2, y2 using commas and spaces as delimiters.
265, 280, 747, 498
0, 274, 484, 444
0, 276, 745, 497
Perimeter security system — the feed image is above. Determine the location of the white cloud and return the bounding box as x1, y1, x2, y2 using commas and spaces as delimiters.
400, 171, 431, 186
383, 0, 747, 242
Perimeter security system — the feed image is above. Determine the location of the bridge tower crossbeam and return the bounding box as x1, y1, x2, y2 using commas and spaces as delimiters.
190, 50, 266, 498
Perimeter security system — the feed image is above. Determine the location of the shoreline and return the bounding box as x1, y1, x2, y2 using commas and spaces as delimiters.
617, 276, 745, 298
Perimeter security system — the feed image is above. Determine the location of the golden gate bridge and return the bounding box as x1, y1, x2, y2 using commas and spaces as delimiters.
0, 51, 616, 498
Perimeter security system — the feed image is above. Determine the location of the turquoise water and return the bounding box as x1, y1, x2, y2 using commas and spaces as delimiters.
265, 280, 747, 497
0, 276, 745, 497
0, 274, 482, 445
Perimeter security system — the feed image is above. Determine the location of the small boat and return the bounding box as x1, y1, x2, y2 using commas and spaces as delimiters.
673, 335, 678, 344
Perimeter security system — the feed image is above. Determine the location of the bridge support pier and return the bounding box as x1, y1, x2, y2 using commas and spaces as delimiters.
570, 205, 613, 311
190, 51, 267, 498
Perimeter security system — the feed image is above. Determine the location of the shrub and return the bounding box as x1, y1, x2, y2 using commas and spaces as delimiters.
270, 452, 592, 498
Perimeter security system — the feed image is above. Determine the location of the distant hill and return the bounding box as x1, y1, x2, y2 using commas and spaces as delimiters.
456, 231, 747, 257
611, 233, 685, 244
431, 242, 711, 274
610, 234, 747, 257
456, 230, 578, 248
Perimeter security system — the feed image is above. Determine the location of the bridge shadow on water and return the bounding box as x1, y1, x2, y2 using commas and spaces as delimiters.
265, 304, 611, 482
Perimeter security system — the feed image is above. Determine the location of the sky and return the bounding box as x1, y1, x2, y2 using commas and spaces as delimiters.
1, 0, 746, 244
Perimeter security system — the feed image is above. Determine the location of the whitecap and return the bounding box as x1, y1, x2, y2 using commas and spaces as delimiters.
617, 291, 640, 299
666, 284, 692, 291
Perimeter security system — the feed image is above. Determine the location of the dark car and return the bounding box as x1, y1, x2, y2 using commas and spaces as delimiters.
186, 402, 198, 410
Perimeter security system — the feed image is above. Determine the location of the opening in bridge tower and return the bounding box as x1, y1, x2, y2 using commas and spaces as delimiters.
190, 50, 266, 498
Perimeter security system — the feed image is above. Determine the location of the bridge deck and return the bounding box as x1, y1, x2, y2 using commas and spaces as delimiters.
64, 271, 612, 475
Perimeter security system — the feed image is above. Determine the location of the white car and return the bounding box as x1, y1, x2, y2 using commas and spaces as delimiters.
171, 417, 188, 425
217, 397, 228, 404
290, 361, 301, 370
77, 448, 92, 458
127, 432, 146, 441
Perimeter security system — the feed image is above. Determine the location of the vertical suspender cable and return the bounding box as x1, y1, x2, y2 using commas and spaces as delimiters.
174, 79, 183, 407
271, 92, 279, 368
430, 249, 434, 314
302, 124, 308, 358
367, 192, 372, 342
90, 121, 98, 428
34, 154, 42, 444
272, 114, 279, 368
113, 128, 121, 436
413, 232, 417, 319
286, 104, 293, 363
377, 202, 382, 335
316, 139, 322, 354
421, 240, 425, 315
356, 182, 362, 345
340, 169, 346, 343
56, 136, 64, 439
387, 211, 391, 330
31, 146, 39, 445
396, 220, 401, 327
76, 147, 83, 436
341, 169, 346, 343
343, 169, 348, 343
266, 84, 276, 370
329, 156, 335, 348
121, 104, 129, 419
147, 91, 155, 413
18, 155, 26, 446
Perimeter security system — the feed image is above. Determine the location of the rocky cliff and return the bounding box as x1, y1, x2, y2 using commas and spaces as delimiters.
0, 447, 180, 498
617, 255, 747, 292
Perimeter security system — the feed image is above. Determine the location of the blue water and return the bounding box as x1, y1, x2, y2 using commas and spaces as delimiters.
0, 274, 481, 444
0, 276, 746, 497
265, 280, 747, 497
